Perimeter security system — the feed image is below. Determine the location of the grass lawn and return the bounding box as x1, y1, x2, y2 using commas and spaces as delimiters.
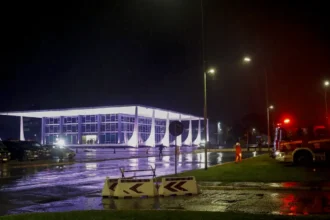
166, 154, 330, 182
0, 210, 328, 220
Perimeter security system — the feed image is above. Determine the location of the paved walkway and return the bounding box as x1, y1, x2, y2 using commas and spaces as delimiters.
194, 148, 271, 153
199, 181, 330, 191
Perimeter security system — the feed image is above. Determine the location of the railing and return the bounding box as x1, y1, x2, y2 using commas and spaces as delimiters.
119, 165, 156, 179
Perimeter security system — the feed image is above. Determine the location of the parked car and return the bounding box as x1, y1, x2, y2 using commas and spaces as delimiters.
0, 141, 11, 162
44, 145, 76, 159
24, 141, 52, 159
2, 140, 40, 161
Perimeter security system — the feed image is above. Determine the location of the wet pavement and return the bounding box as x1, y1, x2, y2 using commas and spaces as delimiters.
102, 190, 330, 215
2, 149, 330, 217
0, 150, 257, 216
4, 147, 192, 168
4, 189, 330, 216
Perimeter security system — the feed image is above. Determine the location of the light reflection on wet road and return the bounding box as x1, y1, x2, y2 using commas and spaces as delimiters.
5, 189, 330, 216
0, 149, 257, 215
1, 149, 330, 216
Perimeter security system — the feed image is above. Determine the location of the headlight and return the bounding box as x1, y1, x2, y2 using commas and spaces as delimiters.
8, 152, 11, 155
0, 153, 2, 156
275, 151, 280, 156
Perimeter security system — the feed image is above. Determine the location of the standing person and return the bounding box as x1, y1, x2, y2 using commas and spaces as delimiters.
235, 142, 242, 163
257, 139, 262, 152
159, 144, 164, 158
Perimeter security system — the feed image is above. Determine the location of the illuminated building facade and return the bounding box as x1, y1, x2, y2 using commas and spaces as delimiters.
0, 106, 207, 147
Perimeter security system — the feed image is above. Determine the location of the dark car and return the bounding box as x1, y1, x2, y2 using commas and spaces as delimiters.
23, 141, 52, 159
44, 145, 76, 159
0, 141, 11, 162
2, 140, 40, 161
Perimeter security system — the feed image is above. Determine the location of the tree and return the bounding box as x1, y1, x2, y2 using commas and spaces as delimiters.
232, 113, 267, 143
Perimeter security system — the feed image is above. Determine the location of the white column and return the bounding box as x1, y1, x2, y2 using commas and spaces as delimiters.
145, 109, 155, 147
161, 112, 170, 147
127, 106, 139, 147
183, 117, 192, 146
78, 115, 82, 144
41, 117, 45, 144
20, 116, 25, 141
206, 118, 209, 142
124, 129, 128, 144
193, 119, 201, 145
177, 114, 182, 147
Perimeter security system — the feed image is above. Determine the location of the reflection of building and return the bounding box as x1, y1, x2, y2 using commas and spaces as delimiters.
0, 106, 206, 147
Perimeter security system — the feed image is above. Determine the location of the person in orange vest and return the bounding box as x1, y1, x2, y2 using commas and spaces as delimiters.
235, 142, 242, 163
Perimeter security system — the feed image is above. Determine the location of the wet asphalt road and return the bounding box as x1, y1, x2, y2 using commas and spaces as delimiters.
0, 148, 257, 216
4, 188, 330, 216
2, 149, 329, 217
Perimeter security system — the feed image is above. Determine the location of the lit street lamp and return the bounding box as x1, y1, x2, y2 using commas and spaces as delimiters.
324, 81, 329, 125
243, 56, 252, 63
267, 105, 274, 151
243, 56, 272, 150
204, 68, 215, 170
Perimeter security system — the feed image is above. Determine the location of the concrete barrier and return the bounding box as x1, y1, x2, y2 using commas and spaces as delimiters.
159, 176, 199, 196
114, 178, 157, 198
102, 177, 121, 198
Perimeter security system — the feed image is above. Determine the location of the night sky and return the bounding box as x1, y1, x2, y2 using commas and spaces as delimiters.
1, 0, 330, 130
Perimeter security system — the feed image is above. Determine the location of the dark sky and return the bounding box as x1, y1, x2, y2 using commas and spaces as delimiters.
1, 0, 330, 126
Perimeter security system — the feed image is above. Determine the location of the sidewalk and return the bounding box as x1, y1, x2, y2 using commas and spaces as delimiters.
194, 148, 271, 153
199, 181, 330, 191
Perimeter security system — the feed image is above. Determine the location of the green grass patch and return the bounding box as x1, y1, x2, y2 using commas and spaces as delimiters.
165, 154, 330, 182
0, 210, 328, 220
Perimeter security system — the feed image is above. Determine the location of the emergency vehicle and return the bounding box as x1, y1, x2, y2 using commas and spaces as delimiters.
272, 118, 330, 165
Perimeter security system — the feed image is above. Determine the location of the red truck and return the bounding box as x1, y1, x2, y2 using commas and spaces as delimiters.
272, 123, 330, 165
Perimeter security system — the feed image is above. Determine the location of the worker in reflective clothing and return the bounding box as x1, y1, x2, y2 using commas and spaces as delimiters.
235, 142, 242, 162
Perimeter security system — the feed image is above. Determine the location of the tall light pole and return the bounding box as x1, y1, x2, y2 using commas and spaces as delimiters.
324, 81, 329, 125
204, 68, 215, 170
243, 56, 273, 149
200, 0, 209, 170
267, 105, 274, 151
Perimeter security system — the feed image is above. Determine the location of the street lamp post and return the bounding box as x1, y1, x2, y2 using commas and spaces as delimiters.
324, 81, 329, 125
204, 68, 215, 170
267, 105, 274, 151
243, 56, 273, 150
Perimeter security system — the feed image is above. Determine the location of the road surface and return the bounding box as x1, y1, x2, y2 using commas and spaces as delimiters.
0, 150, 257, 215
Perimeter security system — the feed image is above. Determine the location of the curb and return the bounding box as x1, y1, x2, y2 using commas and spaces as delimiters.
212, 154, 267, 167
193, 149, 270, 153
199, 185, 330, 191
0, 152, 193, 169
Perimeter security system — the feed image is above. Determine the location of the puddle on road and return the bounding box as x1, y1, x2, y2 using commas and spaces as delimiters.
6, 190, 330, 216
99, 191, 330, 216
36, 197, 64, 204
256, 194, 264, 197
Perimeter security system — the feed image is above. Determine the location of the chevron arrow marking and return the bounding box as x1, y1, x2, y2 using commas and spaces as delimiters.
129, 183, 143, 193
109, 183, 117, 191
164, 182, 177, 192
174, 181, 187, 191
